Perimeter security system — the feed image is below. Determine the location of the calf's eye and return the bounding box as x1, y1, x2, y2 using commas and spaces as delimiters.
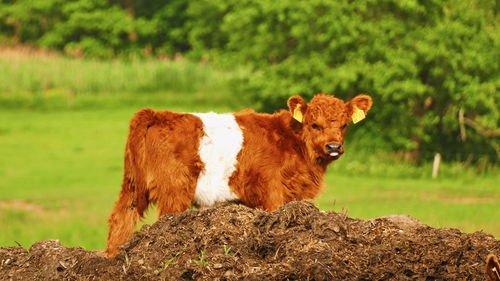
341, 124, 347, 129
311, 123, 321, 130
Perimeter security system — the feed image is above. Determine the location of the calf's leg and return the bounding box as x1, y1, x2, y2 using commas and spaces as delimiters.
105, 184, 148, 258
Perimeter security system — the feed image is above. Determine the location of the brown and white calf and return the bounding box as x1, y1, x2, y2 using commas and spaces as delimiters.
105, 93, 372, 257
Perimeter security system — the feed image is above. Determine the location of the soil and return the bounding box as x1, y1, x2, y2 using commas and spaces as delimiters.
0, 201, 498, 280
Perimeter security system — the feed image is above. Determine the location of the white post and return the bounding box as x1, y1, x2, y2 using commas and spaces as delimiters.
432, 153, 441, 179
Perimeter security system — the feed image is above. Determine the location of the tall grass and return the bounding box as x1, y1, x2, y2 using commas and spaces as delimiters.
0, 48, 225, 94
0, 48, 498, 250
0, 47, 246, 110
1, 58, 227, 94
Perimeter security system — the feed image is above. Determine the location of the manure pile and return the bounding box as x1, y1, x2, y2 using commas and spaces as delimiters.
1, 201, 498, 280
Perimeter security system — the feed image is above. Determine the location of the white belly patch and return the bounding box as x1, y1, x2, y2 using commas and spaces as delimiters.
191, 112, 243, 207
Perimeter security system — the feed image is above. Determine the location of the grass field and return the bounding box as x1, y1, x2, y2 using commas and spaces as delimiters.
0, 46, 236, 95
1, 106, 498, 250
0, 50, 498, 250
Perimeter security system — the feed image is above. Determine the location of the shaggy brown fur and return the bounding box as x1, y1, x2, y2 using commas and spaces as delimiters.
105, 94, 372, 257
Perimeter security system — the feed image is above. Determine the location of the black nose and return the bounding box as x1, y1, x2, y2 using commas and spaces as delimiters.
326, 143, 342, 152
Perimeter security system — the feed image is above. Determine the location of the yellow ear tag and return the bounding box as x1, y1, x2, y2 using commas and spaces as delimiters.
293, 104, 303, 123
352, 106, 366, 124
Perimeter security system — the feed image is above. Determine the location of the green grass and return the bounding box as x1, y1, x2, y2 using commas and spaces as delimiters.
1, 50, 496, 251
0, 52, 233, 95
316, 173, 500, 236
0, 105, 498, 251
0, 48, 250, 111
0, 109, 127, 249
0, 100, 238, 249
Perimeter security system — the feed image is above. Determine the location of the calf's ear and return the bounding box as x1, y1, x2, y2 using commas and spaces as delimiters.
348, 94, 372, 113
287, 95, 308, 123
347, 94, 373, 124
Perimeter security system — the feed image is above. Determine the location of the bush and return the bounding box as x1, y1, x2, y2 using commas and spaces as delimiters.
212, 0, 499, 162
0, 0, 498, 162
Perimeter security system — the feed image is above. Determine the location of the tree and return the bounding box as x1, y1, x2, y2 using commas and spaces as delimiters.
210, 0, 499, 162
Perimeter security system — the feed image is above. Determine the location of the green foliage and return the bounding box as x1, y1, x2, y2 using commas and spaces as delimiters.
0, 54, 234, 97
212, 0, 500, 162
0, 0, 498, 161
223, 245, 233, 255
192, 250, 208, 266
132, 0, 191, 55
40, 0, 133, 57
0, 0, 134, 57
0, 0, 63, 43
145, 253, 180, 276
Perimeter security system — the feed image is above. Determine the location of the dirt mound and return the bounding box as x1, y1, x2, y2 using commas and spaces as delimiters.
1, 201, 498, 280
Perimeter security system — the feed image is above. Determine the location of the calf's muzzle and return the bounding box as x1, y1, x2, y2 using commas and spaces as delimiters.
325, 143, 343, 153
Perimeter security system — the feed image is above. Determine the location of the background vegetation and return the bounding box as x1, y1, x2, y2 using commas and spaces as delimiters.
1, 0, 498, 162
0, 0, 498, 249
1, 88, 498, 249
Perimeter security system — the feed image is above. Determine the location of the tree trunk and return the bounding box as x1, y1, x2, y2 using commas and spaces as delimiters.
405, 97, 429, 162
405, 135, 422, 162
122, 0, 137, 41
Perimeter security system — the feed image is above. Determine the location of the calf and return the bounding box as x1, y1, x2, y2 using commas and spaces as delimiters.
105, 93, 372, 257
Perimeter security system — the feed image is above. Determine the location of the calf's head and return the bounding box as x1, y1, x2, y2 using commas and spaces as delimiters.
288, 93, 372, 162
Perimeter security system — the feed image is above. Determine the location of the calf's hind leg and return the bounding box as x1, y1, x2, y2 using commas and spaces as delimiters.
150, 161, 200, 218
145, 121, 202, 217
105, 184, 148, 258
